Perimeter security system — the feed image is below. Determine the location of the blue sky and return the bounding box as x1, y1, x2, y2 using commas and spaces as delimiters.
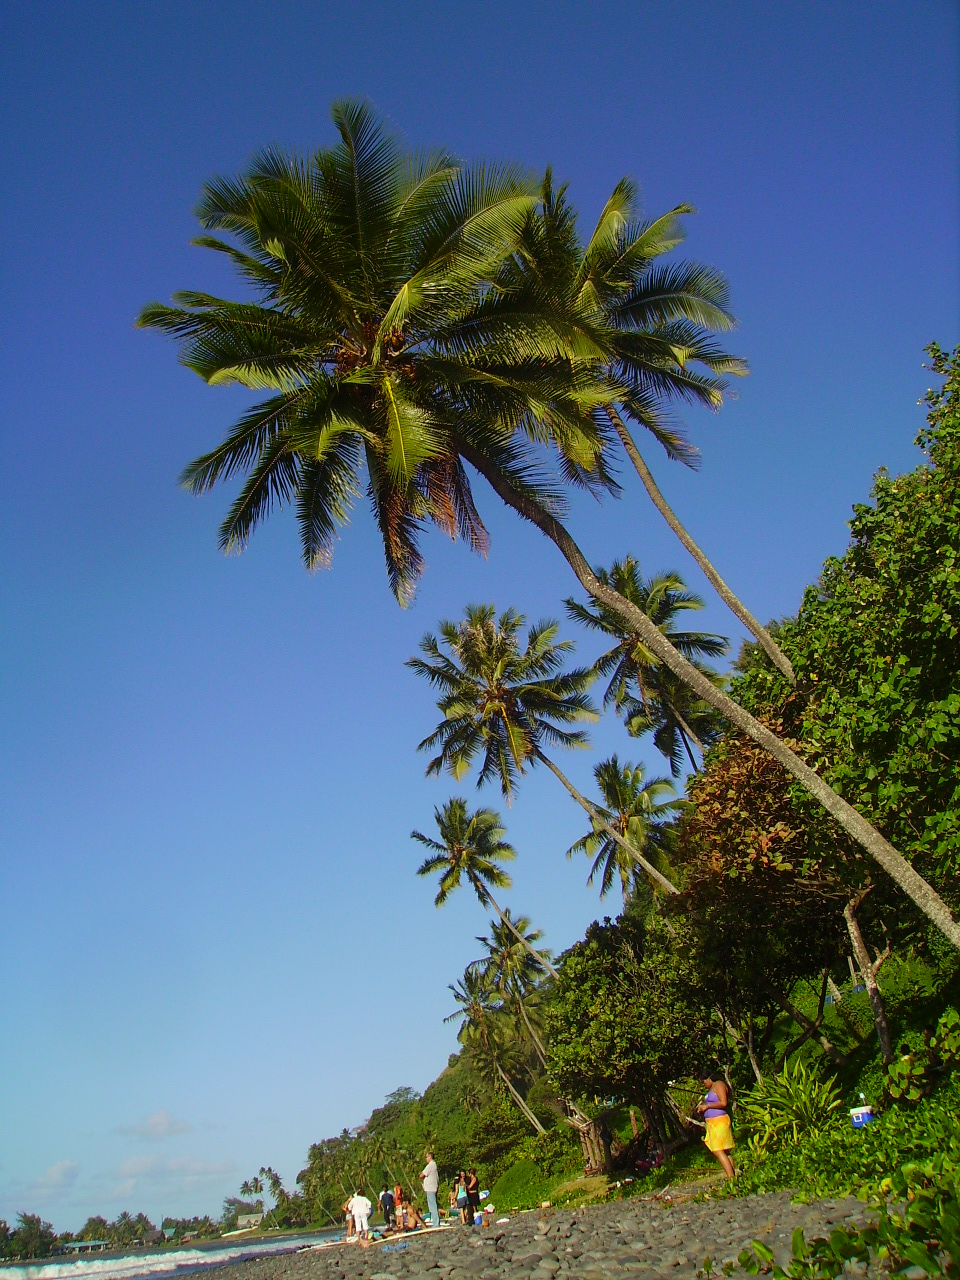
1, 0, 957, 1231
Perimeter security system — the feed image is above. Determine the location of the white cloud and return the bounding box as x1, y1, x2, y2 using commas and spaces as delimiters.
29, 1160, 80, 1201
115, 1110, 191, 1140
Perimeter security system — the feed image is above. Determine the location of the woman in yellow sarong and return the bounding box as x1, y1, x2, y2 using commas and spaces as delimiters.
697, 1071, 735, 1180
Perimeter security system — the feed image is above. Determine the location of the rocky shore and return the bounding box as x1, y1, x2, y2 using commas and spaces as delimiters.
202, 1190, 873, 1280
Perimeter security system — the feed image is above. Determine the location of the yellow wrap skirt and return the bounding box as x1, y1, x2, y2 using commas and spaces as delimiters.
704, 1114, 735, 1152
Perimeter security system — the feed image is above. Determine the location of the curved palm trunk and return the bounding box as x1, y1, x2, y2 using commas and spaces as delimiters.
669, 707, 702, 773
460, 441, 960, 951
512, 994, 594, 1131
606, 406, 796, 685
497, 1063, 546, 1133
533, 748, 679, 897
515, 994, 549, 1068
474, 877, 560, 980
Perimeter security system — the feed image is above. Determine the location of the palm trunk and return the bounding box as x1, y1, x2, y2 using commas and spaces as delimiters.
672, 707, 704, 755
478, 880, 560, 980
515, 995, 549, 1068
844, 896, 894, 1064
459, 439, 960, 952
533, 748, 678, 896
497, 1064, 546, 1133
510, 992, 592, 1134
673, 713, 701, 773
606, 406, 796, 684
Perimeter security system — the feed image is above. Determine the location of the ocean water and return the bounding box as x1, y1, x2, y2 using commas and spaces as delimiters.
2, 1233, 339, 1280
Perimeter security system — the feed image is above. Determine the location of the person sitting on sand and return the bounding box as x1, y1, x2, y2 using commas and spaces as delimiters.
397, 1199, 425, 1232
696, 1068, 736, 1181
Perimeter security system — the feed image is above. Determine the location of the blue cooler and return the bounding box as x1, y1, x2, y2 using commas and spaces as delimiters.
849, 1105, 875, 1128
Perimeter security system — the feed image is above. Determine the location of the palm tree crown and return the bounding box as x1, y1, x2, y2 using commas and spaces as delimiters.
412, 797, 515, 908
566, 557, 726, 774
567, 755, 679, 901
408, 604, 597, 798
472, 912, 549, 997
138, 101, 592, 604
503, 173, 746, 468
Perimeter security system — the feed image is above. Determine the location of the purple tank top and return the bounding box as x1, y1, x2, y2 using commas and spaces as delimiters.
705, 1088, 726, 1119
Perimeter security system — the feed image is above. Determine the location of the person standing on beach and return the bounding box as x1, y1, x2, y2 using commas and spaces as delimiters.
348, 1189, 372, 1239
379, 1183, 395, 1227
420, 1151, 440, 1226
465, 1167, 480, 1225
696, 1070, 736, 1180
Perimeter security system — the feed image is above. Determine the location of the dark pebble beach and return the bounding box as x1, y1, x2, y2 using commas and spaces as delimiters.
198, 1190, 874, 1280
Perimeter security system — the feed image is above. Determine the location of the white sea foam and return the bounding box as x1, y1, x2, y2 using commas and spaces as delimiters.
3, 1234, 332, 1280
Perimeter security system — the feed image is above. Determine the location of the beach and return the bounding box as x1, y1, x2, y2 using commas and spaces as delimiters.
195, 1190, 872, 1280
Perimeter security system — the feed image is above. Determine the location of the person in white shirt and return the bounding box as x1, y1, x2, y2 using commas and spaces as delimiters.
348, 1189, 372, 1238
419, 1151, 440, 1226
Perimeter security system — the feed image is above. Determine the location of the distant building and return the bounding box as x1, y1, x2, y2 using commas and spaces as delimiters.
236, 1214, 263, 1230
61, 1241, 109, 1254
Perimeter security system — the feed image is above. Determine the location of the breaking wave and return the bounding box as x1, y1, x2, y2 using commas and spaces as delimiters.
2, 1233, 335, 1280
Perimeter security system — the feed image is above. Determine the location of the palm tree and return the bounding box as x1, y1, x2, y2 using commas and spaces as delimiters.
565, 557, 726, 775
370, 1132, 416, 1200
138, 100, 592, 607
412, 797, 559, 979
446, 965, 545, 1134
503, 173, 794, 682
566, 756, 679, 902
409, 605, 677, 896
147, 105, 960, 947
472, 912, 551, 1066
456, 435, 960, 948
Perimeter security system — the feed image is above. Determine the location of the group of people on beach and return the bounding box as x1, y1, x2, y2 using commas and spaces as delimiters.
341, 1072, 735, 1246
342, 1152, 482, 1242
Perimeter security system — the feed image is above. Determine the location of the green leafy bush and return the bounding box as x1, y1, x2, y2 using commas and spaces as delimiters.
509, 1126, 580, 1178
739, 1057, 842, 1148
736, 1107, 960, 1277
489, 1158, 554, 1211
888, 1006, 960, 1103
729, 1074, 960, 1200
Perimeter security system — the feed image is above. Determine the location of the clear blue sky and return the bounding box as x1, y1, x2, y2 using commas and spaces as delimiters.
1, 0, 957, 1231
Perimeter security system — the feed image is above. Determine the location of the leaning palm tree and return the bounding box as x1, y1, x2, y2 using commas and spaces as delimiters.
456, 435, 960, 946
446, 965, 545, 1134
138, 100, 598, 606
472, 914, 595, 1133
409, 605, 677, 896
147, 104, 960, 948
472, 912, 551, 1066
503, 173, 794, 682
412, 797, 559, 979
567, 756, 679, 903
565, 557, 726, 774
